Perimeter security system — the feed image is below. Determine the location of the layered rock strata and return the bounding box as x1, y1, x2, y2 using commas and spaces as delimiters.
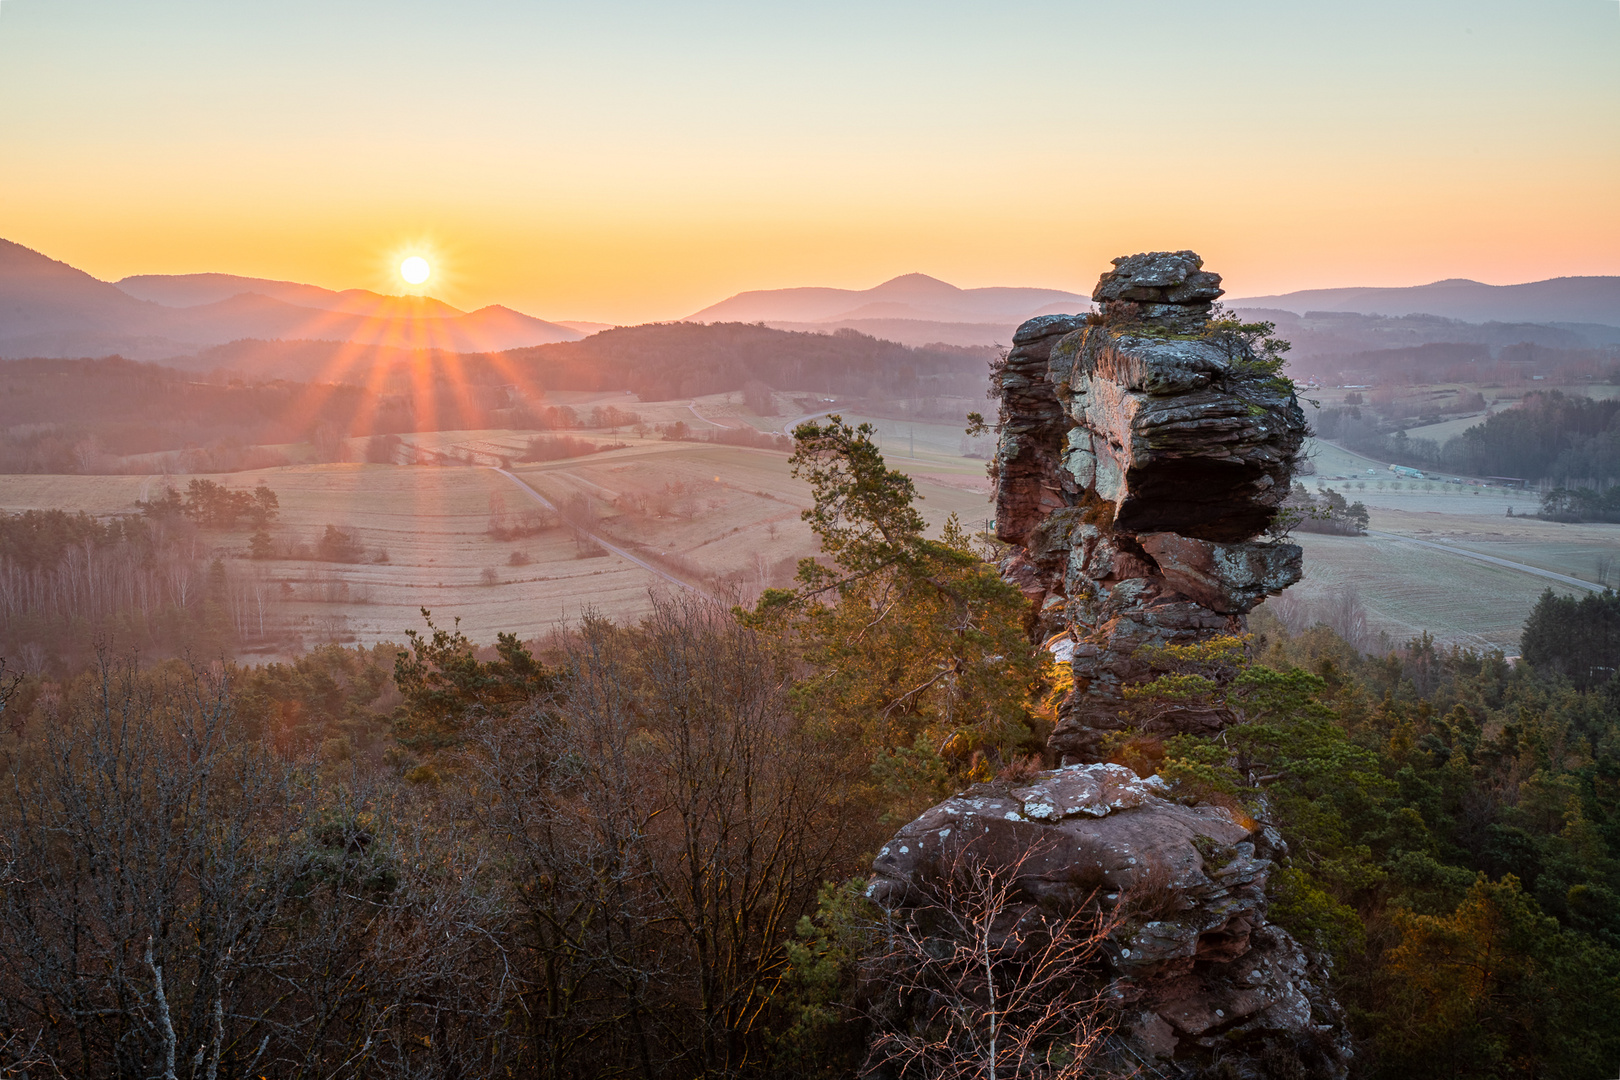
995, 251, 1307, 760
867, 764, 1351, 1077
861, 253, 1338, 1077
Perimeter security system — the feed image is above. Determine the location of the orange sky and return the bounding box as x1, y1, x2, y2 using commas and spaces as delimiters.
1, 0, 1616, 323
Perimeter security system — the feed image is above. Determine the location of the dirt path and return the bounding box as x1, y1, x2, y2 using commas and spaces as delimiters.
490, 468, 699, 594
1365, 530, 1599, 593
687, 402, 732, 428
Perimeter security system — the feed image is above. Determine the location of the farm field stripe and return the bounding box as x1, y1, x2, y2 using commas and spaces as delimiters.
489, 467, 700, 594
1365, 530, 1600, 593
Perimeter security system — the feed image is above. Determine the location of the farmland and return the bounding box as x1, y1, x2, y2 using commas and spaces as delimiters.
1277, 446, 1619, 651
0, 422, 994, 656
1, 401, 1612, 659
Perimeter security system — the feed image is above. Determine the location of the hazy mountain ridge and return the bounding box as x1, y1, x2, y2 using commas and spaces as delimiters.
0, 240, 583, 359
687, 272, 1088, 326
1231, 274, 1620, 326
118, 272, 469, 319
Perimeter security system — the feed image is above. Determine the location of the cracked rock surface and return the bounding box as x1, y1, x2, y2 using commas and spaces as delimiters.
993, 251, 1308, 761
864, 253, 1345, 1078
868, 764, 1351, 1079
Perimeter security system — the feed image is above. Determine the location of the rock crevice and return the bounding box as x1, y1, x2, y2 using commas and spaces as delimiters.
867, 763, 1350, 1077
994, 251, 1308, 761
865, 253, 1346, 1078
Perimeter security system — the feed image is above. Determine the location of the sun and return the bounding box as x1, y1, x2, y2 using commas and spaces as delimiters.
400, 256, 431, 286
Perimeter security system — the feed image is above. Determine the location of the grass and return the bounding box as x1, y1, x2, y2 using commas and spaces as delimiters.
1282, 504, 1619, 652
1284, 531, 1557, 652
0, 439, 997, 655
13, 389, 1604, 659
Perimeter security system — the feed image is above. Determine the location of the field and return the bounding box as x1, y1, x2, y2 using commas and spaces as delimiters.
0, 424, 995, 655
1274, 470, 1619, 651
3, 400, 1611, 659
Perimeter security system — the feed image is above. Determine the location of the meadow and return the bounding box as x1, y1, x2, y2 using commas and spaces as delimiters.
1279, 439, 1618, 651
1, 389, 1611, 660
0, 401, 994, 657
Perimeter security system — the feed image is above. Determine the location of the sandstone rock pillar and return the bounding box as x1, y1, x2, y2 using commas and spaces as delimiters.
993, 251, 1308, 761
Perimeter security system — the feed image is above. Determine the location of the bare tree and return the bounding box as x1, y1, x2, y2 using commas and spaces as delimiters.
467, 594, 871, 1079
0, 657, 298, 1077
0, 656, 515, 1079
864, 842, 1120, 1080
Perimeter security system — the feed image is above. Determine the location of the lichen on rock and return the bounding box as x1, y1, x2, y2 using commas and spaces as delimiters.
866, 763, 1351, 1077
993, 251, 1308, 761
863, 252, 1347, 1078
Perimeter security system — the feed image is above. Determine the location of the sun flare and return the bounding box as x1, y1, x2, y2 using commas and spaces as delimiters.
400, 256, 431, 286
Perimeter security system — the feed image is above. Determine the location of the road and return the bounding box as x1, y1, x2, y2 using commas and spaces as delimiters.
782, 409, 833, 432
1366, 530, 1600, 593
489, 467, 699, 593
686, 402, 730, 428
688, 401, 834, 435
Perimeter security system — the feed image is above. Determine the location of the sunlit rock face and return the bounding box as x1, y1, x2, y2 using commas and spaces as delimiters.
860, 252, 1345, 1077
993, 251, 1308, 761
867, 765, 1352, 1078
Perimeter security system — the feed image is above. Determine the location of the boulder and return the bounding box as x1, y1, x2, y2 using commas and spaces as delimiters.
1138, 533, 1303, 614
898, 250, 1350, 1076
866, 764, 1352, 1078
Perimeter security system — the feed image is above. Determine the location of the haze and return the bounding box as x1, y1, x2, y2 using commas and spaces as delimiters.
1, 0, 1617, 323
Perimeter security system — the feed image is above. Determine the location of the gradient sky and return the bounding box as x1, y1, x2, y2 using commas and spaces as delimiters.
1, 0, 1617, 323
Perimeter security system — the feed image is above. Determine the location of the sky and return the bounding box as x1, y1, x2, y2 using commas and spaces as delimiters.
0, 0, 1617, 323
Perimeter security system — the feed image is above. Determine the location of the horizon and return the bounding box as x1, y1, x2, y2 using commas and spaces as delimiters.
12, 233, 1620, 332
1, 1, 1616, 323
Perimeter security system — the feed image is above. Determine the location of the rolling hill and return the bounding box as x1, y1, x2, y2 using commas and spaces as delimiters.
686, 273, 1089, 345
1230, 275, 1620, 327
117, 272, 469, 319
0, 239, 584, 361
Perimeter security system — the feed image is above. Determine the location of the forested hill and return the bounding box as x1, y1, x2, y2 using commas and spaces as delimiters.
0, 356, 370, 473
132, 321, 997, 402
1444, 391, 1620, 481
498, 321, 994, 401
1316, 390, 1620, 485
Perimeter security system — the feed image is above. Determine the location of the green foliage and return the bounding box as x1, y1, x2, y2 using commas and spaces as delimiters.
232, 642, 397, 749
1201, 315, 1292, 377
1122, 616, 1620, 1075
769, 879, 879, 1077
1540, 483, 1620, 522
1452, 389, 1620, 483
1320, 389, 1620, 486
1283, 482, 1370, 536
1268, 865, 1365, 958
172, 478, 280, 529
392, 609, 555, 750
743, 416, 1046, 805
1373, 874, 1620, 1078
248, 528, 275, 559
1521, 587, 1620, 689
315, 523, 367, 562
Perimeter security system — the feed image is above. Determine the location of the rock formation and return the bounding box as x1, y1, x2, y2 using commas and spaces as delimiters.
864, 253, 1346, 1077
867, 764, 1351, 1077
995, 251, 1307, 761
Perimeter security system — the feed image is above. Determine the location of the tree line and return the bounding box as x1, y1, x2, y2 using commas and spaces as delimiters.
1315, 390, 1620, 486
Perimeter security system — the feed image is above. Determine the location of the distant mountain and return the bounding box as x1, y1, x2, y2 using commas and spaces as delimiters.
117, 273, 468, 320
1230, 275, 1620, 327
0, 239, 166, 337
0, 239, 584, 362
763, 319, 1020, 349
687, 273, 1089, 328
